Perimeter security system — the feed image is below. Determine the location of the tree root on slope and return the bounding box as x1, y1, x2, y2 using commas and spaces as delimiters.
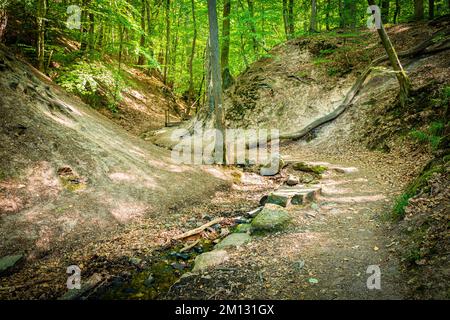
277, 27, 450, 142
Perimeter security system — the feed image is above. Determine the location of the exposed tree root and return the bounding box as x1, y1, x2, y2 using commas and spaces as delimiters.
277, 28, 450, 142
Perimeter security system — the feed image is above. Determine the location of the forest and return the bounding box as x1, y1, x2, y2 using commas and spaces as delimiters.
0, 0, 449, 306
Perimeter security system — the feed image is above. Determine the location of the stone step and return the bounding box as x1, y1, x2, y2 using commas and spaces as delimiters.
263, 185, 322, 207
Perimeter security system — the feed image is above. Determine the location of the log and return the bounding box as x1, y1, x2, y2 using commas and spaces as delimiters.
173, 217, 224, 240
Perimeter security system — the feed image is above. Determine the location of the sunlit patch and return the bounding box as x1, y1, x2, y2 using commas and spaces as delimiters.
110, 201, 149, 224
324, 194, 385, 203
108, 171, 157, 189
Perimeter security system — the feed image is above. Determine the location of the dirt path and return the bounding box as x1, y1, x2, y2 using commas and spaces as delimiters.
166, 144, 428, 300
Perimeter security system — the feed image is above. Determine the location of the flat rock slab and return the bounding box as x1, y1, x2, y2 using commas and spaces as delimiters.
265, 185, 321, 207
251, 204, 291, 232
192, 250, 229, 272
215, 233, 251, 249
0, 254, 23, 275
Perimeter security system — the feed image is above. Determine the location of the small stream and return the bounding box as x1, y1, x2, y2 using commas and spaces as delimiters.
91, 211, 256, 300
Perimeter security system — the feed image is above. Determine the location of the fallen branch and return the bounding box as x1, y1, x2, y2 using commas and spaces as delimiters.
173, 217, 224, 240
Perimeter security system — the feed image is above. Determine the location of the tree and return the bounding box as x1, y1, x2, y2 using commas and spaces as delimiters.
429, 0, 435, 19
381, 0, 390, 24
221, 0, 233, 89
207, 0, 226, 164
138, 0, 146, 65
393, 0, 400, 23
368, 0, 410, 107
283, 0, 295, 39
310, 0, 317, 32
415, 0, 424, 21
188, 0, 197, 101
163, 0, 170, 84
36, 0, 47, 72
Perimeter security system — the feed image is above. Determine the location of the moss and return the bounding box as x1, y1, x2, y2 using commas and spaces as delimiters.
60, 176, 86, 192
293, 162, 327, 174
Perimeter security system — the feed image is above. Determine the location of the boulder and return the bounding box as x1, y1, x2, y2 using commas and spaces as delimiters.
192, 250, 229, 272
251, 204, 291, 232
215, 233, 251, 249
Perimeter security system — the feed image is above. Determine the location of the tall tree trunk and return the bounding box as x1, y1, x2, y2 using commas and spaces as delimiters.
429, 0, 435, 19
138, 0, 146, 65
338, 0, 344, 28
163, 0, 170, 84
36, 0, 47, 72
282, 0, 289, 40
381, 0, 390, 24
221, 0, 233, 90
288, 0, 294, 36
326, 0, 331, 31
415, 0, 424, 21
393, 0, 400, 23
88, 11, 94, 51
188, 0, 197, 101
207, 0, 226, 164
310, 0, 317, 32
368, 0, 410, 107
246, 0, 258, 54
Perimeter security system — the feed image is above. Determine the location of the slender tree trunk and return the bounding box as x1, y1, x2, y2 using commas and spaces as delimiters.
163, 0, 170, 84
221, 0, 233, 90
138, 0, 146, 65
88, 11, 94, 51
381, 0, 390, 24
288, 0, 294, 36
188, 0, 197, 101
310, 0, 317, 32
368, 0, 410, 107
36, 0, 47, 72
246, 0, 258, 54
207, 0, 226, 164
338, 0, 344, 28
429, 0, 435, 19
415, 0, 424, 21
326, 0, 331, 31
282, 0, 289, 40
393, 0, 400, 23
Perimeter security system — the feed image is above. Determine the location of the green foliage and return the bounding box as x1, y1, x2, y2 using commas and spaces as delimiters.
409, 120, 446, 151
56, 60, 125, 111
392, 192, 412, 220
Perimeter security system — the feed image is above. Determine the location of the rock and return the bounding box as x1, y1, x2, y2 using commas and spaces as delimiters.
144, 274, 155, 287
214, 233, 251, 249
266, 193, 290, 207
298, 172, 315, 183
251, 204, 291, 232
286, 175, 299, 186
235, 223, 252, 233
171, 262, 187, 270
260, 154, 285, 176
0, 254, 23, 275
293, 162, 327, 174
192, 250, 229, 272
